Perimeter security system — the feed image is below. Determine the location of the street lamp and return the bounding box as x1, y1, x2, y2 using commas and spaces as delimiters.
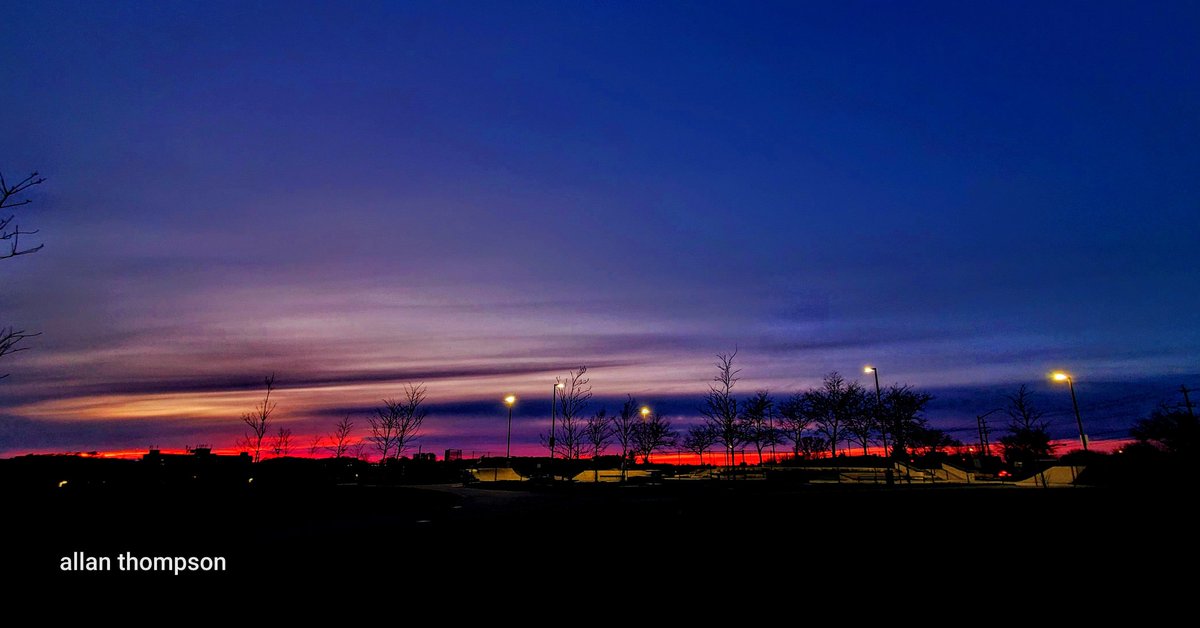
1051, 371, 1088, 451
504, 395, 517, 459
864, 366, 886, 456
549, 382, 565, 464
640, 406, 651, 464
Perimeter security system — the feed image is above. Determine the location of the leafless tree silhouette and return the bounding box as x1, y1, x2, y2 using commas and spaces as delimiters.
879, 384, 934, 458
369, 383, 428, 462
308, 434, 323, 456
271, 427, 293, 457
1, 169, 46, 379
632, 411, 676, 464
812, 372, 865, 458
543, 366, 592, 459
740, 389, 782, 464
611, 396, 640, 482
1, 170, 45, 260
327, 415, 354, 458
778, 391, 816, 459
683, 424, 718, 465
240, 374, 277, 462
584, 408, 611, 481
0, 327, 39, 380
999, 384, 1053, 464
700, 350, 742, 467
1005, 384, 1046, 431
843, 393, 875, 456
797, 435, 829, 459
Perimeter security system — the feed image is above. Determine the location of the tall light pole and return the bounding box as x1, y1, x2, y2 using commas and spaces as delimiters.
504, 395, 517, 459
864, 366, 885, 456
1052, 372, 1088, 451
549, 381, 564, 464
640, 406, 650, 464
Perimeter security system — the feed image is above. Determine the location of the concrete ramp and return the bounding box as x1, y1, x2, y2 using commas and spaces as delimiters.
470, 467, 526, 482
940, 464, 973, 483
570, 469, 653, 482
1016, 465, 1084, 487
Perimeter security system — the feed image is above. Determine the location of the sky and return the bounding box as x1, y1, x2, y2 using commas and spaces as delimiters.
1, 1, 1198, 456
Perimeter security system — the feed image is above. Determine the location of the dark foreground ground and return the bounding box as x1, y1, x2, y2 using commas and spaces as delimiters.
6, 482, 1194, 596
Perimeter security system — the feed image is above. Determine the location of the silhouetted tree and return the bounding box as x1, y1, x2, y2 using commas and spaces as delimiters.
308, 434, 323, 456
740, 390, 781, 464
840, 387, 874, 457
1, 170, 46, 379
327, 415, 355, 458
700, 350, 742, 467
683, 424, 718, 465
1006, 384, 1045, 431
910, 425, 960, 456
370, 383, 428, 462
611, 396, 640, 481
777, 392, 815, 459
544, 366, 591, 459
632, 411, 677, 464
1130, 405, 1198, 457
271, 427, 293, 457
240, 374, 277, 463
584, 408, 611, 481
797, 435, 829, 459
999, 384, 1054, 465
878, 385, 934, 459
811, 372, 864, 458
351, 441, 369, 462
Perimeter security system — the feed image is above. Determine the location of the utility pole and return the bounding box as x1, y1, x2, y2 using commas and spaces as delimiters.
976, 415, 990, 457
976, 408, 1001, 457
1181, 385, 1195, 419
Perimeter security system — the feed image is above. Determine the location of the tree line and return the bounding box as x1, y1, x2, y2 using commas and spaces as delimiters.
232, 351, 1083, 470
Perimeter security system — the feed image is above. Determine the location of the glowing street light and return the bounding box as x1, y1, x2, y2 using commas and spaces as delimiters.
504, 395, 517, 459
640, 406, 651, 419
1051, 371, 1088, 451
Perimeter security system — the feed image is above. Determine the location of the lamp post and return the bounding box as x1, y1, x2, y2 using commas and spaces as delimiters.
864, 366, 885, 456
1052, 372, 1088, 451
504, 395, 517, 459
640, 406, 650, 465
549, 382, 564, 472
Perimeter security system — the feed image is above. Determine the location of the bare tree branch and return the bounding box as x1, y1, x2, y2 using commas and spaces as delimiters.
327, 415, 354, 458
1, 170, 47, 380
611, 396, 640, 482
632, 410, 677, 464
543, 366, 591, 459
778, 392, 816, 458
270, 426, 293, 457
739, 389, 783, 465
0, 327, 41, 380
0, 170, 46, 260
369, 383, 428, 463
584, 408, 612, 482
683, 424, 718, 466
699, 349, 741, 467
240, 374, 277, 463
